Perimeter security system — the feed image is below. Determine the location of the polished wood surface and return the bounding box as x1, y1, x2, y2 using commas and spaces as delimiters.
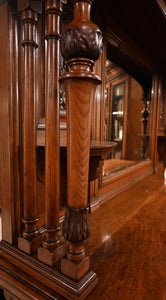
61, 70, 101, 209
37, 0, 65, 267
87, 168, 166, 299
18, 4, 42, 254
60, 0, 102, 287
36, 140, 116, 212
0, 0, 166, 299
0, 168, 165, 299
37, 128, 116, 153
104, 158, 136, 175
0, 2, 21, 244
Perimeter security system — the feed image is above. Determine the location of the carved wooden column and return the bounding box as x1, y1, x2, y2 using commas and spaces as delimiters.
37, 0, 65, 266
18, 1, 42, 254
60, 0, 102, 285
141, 91, 150, 158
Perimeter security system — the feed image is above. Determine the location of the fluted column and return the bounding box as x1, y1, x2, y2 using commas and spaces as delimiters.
37, 0, 65, 266
18, 1, 42, 254
60, 0, 102, 282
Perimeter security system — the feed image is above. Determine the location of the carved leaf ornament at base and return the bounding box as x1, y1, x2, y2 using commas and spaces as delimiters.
62, 207, 90, 243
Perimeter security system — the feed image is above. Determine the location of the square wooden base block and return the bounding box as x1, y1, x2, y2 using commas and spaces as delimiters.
61, 256, 90, 281
38, 244, 65, 266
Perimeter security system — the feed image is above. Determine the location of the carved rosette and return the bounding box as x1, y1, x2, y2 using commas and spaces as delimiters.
62, 207, 90, 243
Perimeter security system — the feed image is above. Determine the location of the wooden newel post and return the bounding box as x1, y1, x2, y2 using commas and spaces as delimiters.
37, 0, 65, 266
60, 0, 102, 283
18, 1, 43, 254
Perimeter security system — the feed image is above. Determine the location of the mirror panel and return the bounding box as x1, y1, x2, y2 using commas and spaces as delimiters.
103, 60, 151, 176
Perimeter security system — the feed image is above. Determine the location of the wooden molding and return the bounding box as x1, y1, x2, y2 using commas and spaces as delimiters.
0, 241, 98, 300
17, 0, 43, 14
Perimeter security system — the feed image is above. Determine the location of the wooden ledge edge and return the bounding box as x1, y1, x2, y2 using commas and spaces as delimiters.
0, 241, 98, 299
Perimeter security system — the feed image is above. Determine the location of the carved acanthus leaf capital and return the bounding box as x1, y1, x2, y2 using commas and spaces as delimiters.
62, 207, 90, 243
61, 26, 103, 61
61, 0, 103, 62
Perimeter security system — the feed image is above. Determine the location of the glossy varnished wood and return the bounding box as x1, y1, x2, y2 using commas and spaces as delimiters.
59, 0, 102, 285
0, 168, 165, 299
0, 2, 20, 244
86, 168, 166, 299
36, 140, 116, 208
18, 4, 43, 254
37, 0, 65, 267
0, 0, 166, 299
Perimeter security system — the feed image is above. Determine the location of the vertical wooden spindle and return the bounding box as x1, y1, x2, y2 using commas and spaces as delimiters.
60, 0, 102, 287
18, 1, 43, 254
37, 0, 65, 266
141, 90, 150, 159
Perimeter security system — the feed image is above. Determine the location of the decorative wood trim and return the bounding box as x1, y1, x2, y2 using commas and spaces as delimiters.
0, 241, 98, 300
92, 160, 154, 211
18, 6, 42, 254
0, 2, 16, 244
11, 12, 21, 242
102, 159, 153, 186
17, 0, 42, 14
37, 0, 65, 266
62, 207, 90, 243
59, 0, 102, 290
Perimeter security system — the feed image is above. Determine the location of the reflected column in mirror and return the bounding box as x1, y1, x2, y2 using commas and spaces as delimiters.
104, 60, 151, 176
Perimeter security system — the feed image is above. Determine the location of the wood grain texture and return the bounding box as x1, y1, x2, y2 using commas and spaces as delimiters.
0, 2, 20, 244
63, 75, 100, 208
59, 0, 102, 287
86, 168, 166, 299
18, 8, 41, 251
42, 0, 62, 249
37, 0, 66, 266
0, 168, 165, 300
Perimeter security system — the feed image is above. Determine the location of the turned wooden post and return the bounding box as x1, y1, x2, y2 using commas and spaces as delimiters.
18, 1, 43, 254
141, 91, 150, 159
37, 0, 65, 266
60, 0, 102, 282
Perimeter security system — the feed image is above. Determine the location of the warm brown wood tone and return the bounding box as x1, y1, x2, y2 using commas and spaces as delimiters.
0, 167, 165, 300
86, 168, 166, 299
0, 0, 166, 299
36, 140, 117, 211
59, 0, 102, 287
37, 0, 65, 267
0, 2, 21, 244
18, 3, 42, 254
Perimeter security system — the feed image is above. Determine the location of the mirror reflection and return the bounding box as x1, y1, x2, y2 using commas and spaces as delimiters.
103, 60, 151, 176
